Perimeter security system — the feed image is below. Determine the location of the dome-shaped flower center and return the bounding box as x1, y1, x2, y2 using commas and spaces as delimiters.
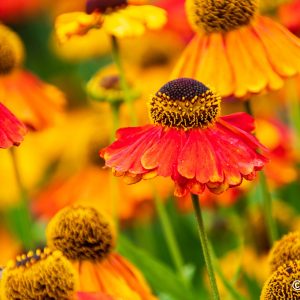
86, 0, 128, 14
185, 0, 258, 33
46, 206, 115, 261
0, 24, 24, 75
149, 78, 221, 130
1, 249, 77, 300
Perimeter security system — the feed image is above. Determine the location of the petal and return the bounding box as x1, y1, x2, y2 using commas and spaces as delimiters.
220, 112, 255, 133
253, 16, 300, 77
141, 128, 185, 177
102, 125, 162, 173
177, 130, 223, 183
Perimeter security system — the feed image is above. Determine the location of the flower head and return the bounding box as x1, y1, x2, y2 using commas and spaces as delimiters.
261, 260, 300, 299
47, 205, 115, 261
0, 103, 27, 149
55, 0, 166, 42
268, 231, 300, 273
0, 248, 77, 300
186, 0, 258, 34
46, 206, 157, 299
0, 24, 24, 75
172, 0, 300, 99
101, 78, 268, 197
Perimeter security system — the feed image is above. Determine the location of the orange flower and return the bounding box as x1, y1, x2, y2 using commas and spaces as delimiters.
0, 69, 66, 130
0, 103, 27, 149
32, 166, 172, 223
172, 0, 300, 99
46, 206, 157, 300
101, 78, 268, 197
78, 292, 115, 300
0, 24, 66, 130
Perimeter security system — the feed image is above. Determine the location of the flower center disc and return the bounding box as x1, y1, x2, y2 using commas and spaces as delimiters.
149, 78, 221, 130
86, 0, 128, 14
186, 0, 258, 33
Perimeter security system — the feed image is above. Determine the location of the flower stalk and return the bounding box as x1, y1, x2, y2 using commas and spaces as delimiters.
110, 35, 137, 125
191, 194, 220, 300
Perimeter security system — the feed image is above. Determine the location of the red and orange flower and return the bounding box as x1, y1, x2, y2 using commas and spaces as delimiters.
101, 78, 268, 197
0, 103, 27, 149
171, 0, 300, 99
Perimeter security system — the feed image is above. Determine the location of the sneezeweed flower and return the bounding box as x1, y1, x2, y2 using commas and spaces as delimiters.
0, 248, 77, 300
101, 78, 268, 197
172, 0, 300, 99
260, 260, 300, 299
46, 206, 157, 299
55, 0, 167, 43
0, 24, 66, 130
0, 103, 27, 149
268, 231, 300, 273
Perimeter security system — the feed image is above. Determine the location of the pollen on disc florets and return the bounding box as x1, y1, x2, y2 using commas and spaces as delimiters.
0, 24, 24, 75
86, 0, 128, 14
185, 0, 258, 34
149, 78, 221, 130
261, 260, 300, 299
46, 205, 115, 261
0, 248, 77, 300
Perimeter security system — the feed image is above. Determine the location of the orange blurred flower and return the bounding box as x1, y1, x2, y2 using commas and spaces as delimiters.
46, 206, 157, 300
0, 24, 66, 131
55, 0, 166, 43
0, 103, 27, 149
78, 292, 115, 300
172, 0, 300, 99
32, 166, 172, 224
101, 78, 268, 197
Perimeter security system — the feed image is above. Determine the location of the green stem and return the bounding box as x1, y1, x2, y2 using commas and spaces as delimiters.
259, 172, 278, 245
153, 190, 187, 285
110, 35, 137, 125
109, 102, 121, 231
9, 148, 35, 250
110, 102, 121, 143
192, 194, 220, 300
244, 100, 278, 246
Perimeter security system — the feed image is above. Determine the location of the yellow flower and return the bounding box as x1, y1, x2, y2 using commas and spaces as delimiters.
46, 205, 157, 300
261, 260, 300, 299
0, 248, 77, 300
268, 231, 300, 273
55, 0, 166, 43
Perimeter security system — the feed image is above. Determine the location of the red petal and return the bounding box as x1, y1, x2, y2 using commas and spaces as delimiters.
220, 112, 255, 133
141, 128, 185, 177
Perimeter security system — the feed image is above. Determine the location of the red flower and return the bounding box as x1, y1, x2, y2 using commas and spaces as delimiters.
101, 78, 268, 197
0, 102, 27, 149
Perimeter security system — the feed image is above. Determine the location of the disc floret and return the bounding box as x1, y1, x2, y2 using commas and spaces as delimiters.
149, 78, 221, 130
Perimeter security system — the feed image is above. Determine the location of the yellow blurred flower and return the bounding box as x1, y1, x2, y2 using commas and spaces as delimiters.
0, 248, 78, 300
46, 206, 157, 300
55, 0, 166, 43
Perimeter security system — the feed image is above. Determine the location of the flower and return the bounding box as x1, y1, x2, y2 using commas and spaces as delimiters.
55, 0, 167, 43
101, 78, 268, 197
268, 231, 300, 273
0, 248, 77, 300
171, 0, 300, 99
33, 166, 172, 223
78, 292, 115, 299
46, 206, 157, 300
0, 103, 27, 149
0, 24, 66, 131
260, 260, 300, 299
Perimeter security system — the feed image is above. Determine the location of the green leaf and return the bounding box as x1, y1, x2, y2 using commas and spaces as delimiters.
117, 236, 196, 300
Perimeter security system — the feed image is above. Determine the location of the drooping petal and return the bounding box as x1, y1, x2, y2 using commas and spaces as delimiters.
0, 102, 27, 148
